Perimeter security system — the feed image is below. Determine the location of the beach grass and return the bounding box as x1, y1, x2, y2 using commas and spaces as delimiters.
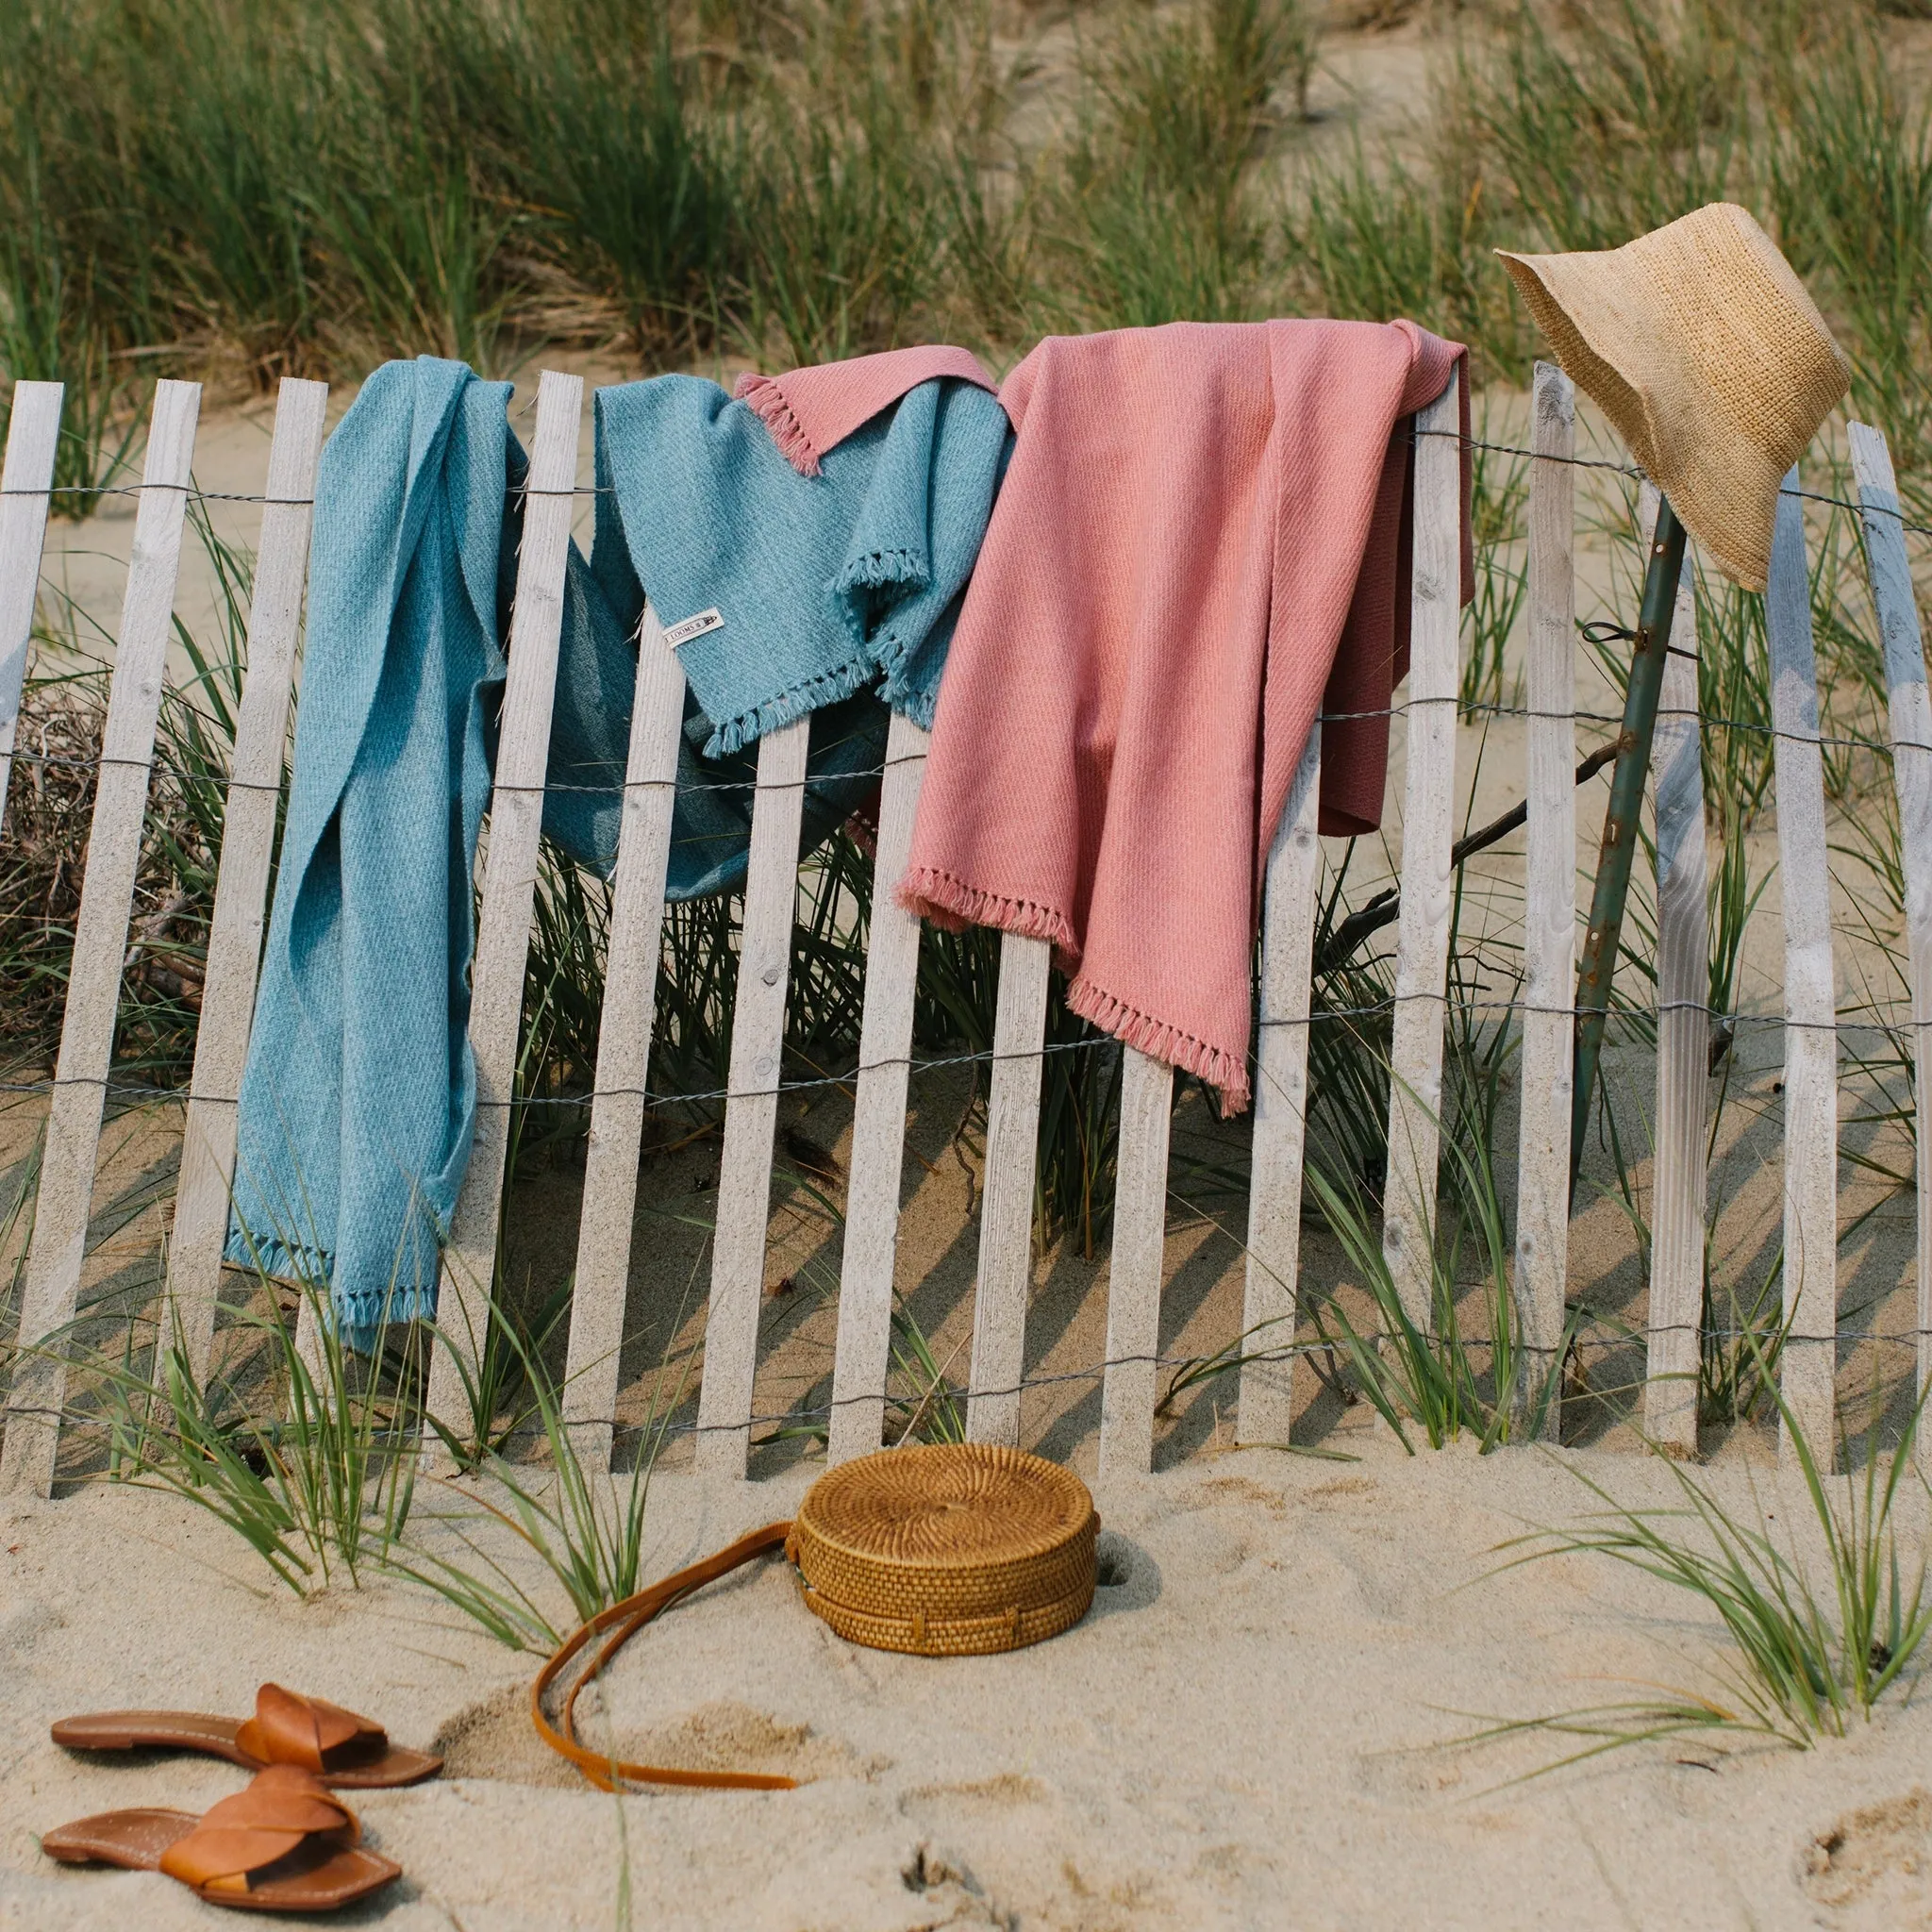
395, 1315, 693, 1650
1487, 1368, 1932, 1760
82, 1285, 420, 1593
3, 2, 1929, 458
1300, 1076, 1573, 1452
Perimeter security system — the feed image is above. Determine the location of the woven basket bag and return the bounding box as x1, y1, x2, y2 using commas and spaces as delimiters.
786, 1441, 1098, 1657
531, 1444, 1099, 1790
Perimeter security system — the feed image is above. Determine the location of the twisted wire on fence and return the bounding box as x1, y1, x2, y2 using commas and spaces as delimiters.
8, 420, 1929, 530
4, 428, 1924, 1121
6, 682, 1922, 785
0, 975, 1918, 1121
16, 1321, 1927, 1457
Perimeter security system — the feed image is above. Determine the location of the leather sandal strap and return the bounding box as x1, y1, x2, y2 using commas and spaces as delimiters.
532, 1522, 796, 1792
236, 1684, 387, 1773
158, 1766, 358, 1891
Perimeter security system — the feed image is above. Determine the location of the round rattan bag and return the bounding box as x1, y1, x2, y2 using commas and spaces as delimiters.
787, 1442, 1098, 1657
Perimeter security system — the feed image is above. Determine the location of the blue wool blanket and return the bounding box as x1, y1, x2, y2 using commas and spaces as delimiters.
226, 359, 511, 1342
230, 357, 1008, 1339
543, 372, 1011, 888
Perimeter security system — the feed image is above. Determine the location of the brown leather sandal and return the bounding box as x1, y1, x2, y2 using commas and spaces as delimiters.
51, 1682, 441, 1789
41, 1763, 401, 1913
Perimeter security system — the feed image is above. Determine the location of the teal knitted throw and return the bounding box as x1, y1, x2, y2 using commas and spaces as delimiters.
544, 372, 1011, 889
605, 373, 1007, 755
228, 357, 1007, 1342
225, 358, 510, 1342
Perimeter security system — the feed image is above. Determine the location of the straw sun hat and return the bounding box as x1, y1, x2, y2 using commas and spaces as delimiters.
1496, 203, 1850, 591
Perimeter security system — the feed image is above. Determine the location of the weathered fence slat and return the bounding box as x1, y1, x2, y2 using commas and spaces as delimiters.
422, 370, 584, 1459
1238, 724, 1321, 1445
827, 712, 931, 1466
0, 383, 64, 833
166, 379, 329, 1380
1, 381, 202, 1496
1765, 467, 1840, 1462
1512, 363, 1575, 1440
1643, 481, 1710, 1455
1096, 1048, 1173, 1482
1381, 372, 1463, 1325
964, 932, 1052, 1446
559, 603, 687, 1468
692, 715, 810, 1476
1848, 422, 1932, 1416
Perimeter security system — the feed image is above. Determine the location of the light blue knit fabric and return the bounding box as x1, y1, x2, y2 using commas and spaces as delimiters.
589, 374, 1010, 758
225, 358, 511, 1344
542, 505, 893, 902
541, 371, 1009, 891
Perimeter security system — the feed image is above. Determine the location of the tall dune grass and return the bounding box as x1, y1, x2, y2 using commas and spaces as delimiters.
1489, 1373, 1932, 1758
6, 1, 1928, 436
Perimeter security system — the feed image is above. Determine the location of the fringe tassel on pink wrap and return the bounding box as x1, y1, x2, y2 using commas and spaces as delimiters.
735, 373, 823, 475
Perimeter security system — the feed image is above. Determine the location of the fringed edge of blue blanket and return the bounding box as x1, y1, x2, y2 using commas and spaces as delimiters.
333, 1282, 440, 1350
224, 1227, 334, 1291
830, 544, 941, 733
837, 544, 928, 596
702, 544, 933, 757
222, 1227, 440, 1351
867, 610, 943, 731
884, 679, 939, 731
702, 652, 879, 758
873, 618, 940, 729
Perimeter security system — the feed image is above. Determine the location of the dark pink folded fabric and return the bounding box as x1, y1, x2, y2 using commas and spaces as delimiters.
901, 318, 1472, 1112
736, 344, 1001, 475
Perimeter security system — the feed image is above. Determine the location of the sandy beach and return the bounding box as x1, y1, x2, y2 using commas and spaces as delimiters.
4, 1429, 1931, 1930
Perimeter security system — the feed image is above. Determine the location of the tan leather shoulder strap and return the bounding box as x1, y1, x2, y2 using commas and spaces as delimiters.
531, 1521, 796, 1792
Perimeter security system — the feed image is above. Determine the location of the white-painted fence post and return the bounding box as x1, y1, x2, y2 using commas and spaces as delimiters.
964, 932, 1051, 1446
1643, 482, 1710, 1456
1, 381, 202, 1497
1382, 371, 1463, 1326
0, 383, 64, 832
1096, 1047, 1173, 1482
421, 370, 583, 1462
559, 603, 687, 1469
1765, 468, 1840, 1463
1848, 422, 1932, 1424
1512, 363, 1574, 1440
1238, 725, 1321, 1445
164, 379, 328, 1380
827, 712, 931, 1466
692, 716, 810, 1477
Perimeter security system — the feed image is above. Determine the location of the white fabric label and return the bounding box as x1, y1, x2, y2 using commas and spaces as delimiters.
663, 607, 725, 649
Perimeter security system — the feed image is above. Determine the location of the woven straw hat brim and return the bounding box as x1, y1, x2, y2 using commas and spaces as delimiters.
1497, 204, 1849, 591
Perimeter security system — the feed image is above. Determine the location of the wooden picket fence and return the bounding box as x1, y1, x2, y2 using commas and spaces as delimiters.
1, 360, 1929, 1502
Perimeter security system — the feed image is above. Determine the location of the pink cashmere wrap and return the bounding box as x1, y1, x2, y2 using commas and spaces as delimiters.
901, 319, 1472, 1112
736, 344, 998, 475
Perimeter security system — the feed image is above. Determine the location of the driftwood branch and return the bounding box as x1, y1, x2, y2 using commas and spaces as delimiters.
1310, 740, 1620, 981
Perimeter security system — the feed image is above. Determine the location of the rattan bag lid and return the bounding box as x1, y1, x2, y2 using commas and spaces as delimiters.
789, 1442, 1098, 1657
